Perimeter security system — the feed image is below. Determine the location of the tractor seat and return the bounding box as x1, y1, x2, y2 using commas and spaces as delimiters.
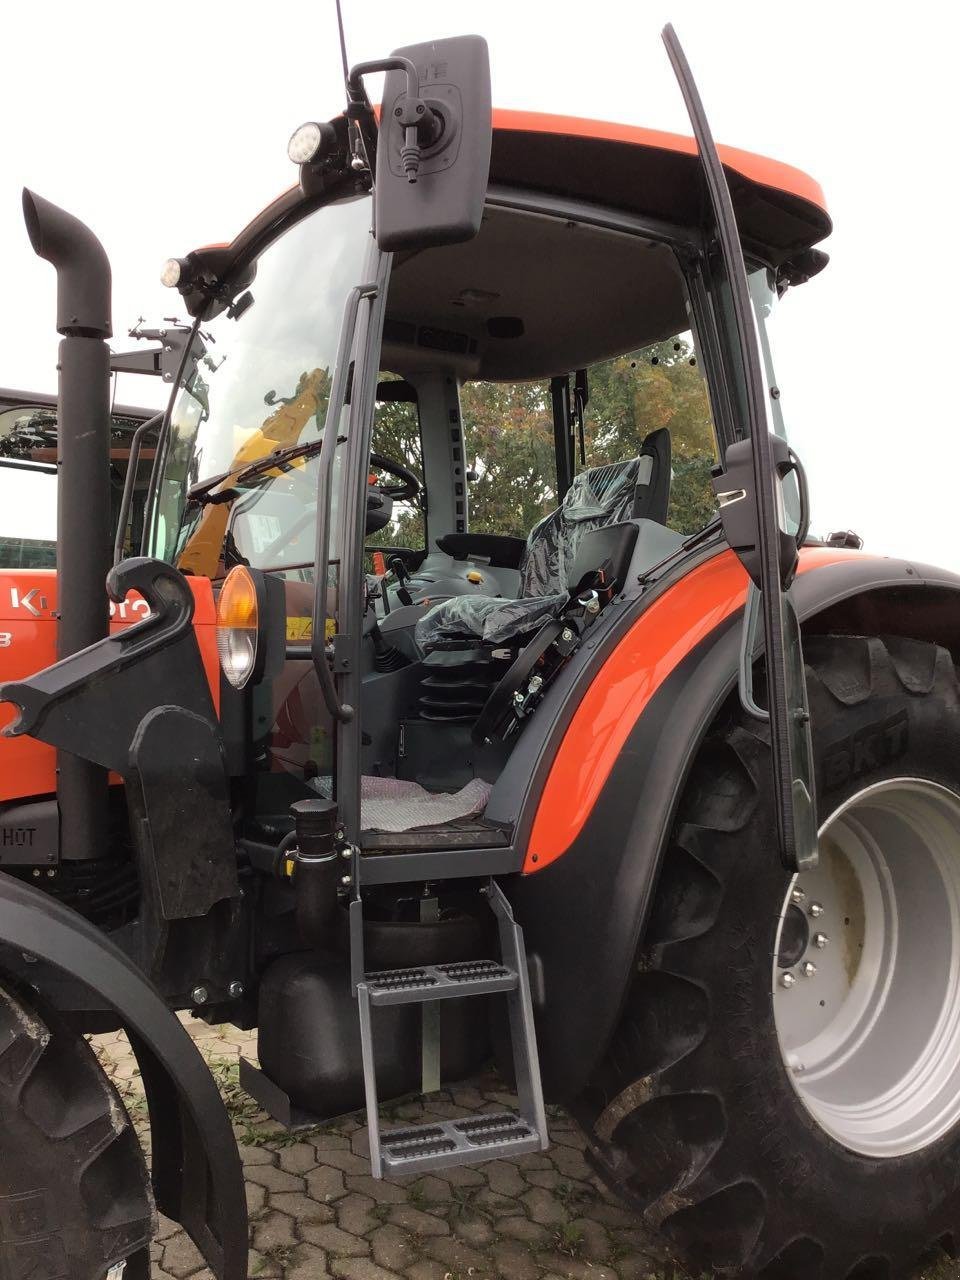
415, 429, 671, 653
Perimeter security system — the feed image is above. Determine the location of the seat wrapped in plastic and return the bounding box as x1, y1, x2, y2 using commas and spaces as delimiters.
416, 449, 663, 652
415, 591, 568, 651
518, 456, 649, 598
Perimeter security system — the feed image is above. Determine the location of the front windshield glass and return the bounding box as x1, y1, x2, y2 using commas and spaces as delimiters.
149, 192, 372, 578
0, 463, 57, 567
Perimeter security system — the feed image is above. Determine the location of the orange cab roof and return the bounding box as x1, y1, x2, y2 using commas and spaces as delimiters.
491, 108, 828, 217
487, 107, 831, 262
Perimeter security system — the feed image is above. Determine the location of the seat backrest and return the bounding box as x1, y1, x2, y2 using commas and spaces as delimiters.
518, 428, 672, 597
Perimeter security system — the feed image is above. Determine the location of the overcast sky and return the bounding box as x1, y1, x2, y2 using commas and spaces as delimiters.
2, 1, 957, 568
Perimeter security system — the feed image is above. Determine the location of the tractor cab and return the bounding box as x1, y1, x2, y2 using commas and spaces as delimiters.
145, 103, 828, 860
0, 389, 159, 568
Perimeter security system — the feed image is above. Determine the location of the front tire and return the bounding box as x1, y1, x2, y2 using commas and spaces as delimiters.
575, 634, 960, 1277
0, 982, 155, 1279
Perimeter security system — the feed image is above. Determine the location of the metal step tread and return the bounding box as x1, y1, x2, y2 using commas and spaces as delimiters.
380, 1111, 541, 1173
364, 959, 517, 1005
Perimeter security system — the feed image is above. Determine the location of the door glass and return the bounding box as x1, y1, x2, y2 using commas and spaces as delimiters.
579, 331, 718, 536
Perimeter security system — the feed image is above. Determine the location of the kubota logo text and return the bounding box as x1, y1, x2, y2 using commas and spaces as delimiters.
9, 587, 48, 616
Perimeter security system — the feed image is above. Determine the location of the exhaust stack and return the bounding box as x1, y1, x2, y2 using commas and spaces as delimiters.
23, 189, 112, 862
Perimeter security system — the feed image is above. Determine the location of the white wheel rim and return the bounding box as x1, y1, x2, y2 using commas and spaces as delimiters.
773, 777, 960, 1157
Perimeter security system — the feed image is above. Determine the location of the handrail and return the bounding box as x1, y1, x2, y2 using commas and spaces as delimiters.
310, 281, 379, 724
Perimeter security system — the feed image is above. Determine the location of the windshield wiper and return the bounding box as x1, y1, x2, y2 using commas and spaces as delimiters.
187, 435, 343, 506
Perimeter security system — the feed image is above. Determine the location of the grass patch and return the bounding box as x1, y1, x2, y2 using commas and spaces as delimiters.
252, 1243, 299, 1275
447, 1183, 493, 1224
554, 1222, 585, 1258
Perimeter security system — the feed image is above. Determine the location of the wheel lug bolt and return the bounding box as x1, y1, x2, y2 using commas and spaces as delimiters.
780, 972, 796, 989
791, 887, 806, 904
801, 961, 817, 978
809, 902, 824, 918
813, 933, 829, 949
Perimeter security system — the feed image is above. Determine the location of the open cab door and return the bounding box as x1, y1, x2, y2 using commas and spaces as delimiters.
662, 26, 818, 872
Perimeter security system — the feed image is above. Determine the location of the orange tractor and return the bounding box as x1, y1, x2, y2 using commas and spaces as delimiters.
0, 26, 957, 1280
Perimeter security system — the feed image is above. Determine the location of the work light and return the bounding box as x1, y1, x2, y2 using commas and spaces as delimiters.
287, 122, 324, 165
160, 258, 185, 288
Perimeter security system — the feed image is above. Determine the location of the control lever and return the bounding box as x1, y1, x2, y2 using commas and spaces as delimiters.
387, 555, 414, 607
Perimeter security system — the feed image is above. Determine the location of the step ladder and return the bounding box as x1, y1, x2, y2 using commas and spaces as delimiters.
351, 875, 549, 1177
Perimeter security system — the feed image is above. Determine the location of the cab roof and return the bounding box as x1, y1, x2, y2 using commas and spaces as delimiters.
489, 108, 830, 260
185, 107, 830, 304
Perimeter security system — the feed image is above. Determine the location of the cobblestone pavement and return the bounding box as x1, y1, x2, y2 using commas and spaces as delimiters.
92, 1017, 671, 1280
92, 1018, 957, 1280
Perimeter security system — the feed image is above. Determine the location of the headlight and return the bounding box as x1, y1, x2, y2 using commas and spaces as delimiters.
216, 565, 261, 689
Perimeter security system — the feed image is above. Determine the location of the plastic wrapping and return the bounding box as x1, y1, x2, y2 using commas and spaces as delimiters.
309, 773, 491, 831
415, 591, 568, 651
518, 457, 646, 596
417, 456, 645, 651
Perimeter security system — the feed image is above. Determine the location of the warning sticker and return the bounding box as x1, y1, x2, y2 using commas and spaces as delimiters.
285, 617, 337, 643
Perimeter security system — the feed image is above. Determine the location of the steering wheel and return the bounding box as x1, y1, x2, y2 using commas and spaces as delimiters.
369, 452, 421, 503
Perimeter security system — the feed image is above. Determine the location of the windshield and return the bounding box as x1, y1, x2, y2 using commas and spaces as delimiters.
0, 462, 57, 567
149, 192, 372, 578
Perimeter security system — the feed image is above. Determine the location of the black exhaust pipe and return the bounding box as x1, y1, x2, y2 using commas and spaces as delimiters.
23, 189, 112, 862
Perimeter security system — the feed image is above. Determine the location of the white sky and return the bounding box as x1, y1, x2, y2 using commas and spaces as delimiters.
2, 1, 958, 568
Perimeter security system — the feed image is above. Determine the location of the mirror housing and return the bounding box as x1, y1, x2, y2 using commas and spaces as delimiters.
372, 35, 491, 251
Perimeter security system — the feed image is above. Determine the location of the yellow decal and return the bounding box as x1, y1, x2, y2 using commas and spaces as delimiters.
286, 616, 313, 642
285, 616, 336, 642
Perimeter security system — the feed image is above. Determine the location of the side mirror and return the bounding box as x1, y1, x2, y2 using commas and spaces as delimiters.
372, 35, 491, 251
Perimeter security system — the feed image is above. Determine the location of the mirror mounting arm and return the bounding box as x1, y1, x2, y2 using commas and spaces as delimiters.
347, 56, 440, 183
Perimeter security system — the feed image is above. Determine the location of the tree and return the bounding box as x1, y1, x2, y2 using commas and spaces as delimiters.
461, 334, 717, 539
369, 332, 718, 556
579, 337, 717, 534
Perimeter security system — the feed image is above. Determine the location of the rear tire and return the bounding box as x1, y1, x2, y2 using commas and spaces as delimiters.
575, 634, 960, 1277
0, 982, 154, 1279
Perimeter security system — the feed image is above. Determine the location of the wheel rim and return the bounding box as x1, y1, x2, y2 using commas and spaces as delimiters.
773, 777, 960, 1158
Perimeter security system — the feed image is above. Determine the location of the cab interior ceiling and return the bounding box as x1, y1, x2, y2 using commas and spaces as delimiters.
381, 203, 690, 382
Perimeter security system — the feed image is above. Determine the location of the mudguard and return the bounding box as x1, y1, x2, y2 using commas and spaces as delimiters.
509, 546, 960, 1102
0, 871, 247, 1279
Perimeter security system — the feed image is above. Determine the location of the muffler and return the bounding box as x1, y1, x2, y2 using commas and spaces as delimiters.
23, 189, 113, 862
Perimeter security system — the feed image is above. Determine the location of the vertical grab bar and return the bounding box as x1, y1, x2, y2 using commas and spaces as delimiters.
310, 281, 379, 724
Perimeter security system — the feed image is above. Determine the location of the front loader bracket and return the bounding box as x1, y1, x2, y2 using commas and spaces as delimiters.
0, 557, 239, 957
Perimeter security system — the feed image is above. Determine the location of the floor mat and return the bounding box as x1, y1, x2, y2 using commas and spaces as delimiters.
359, 775, 492, 833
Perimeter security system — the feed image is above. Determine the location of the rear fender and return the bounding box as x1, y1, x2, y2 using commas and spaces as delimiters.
508, 548, 960, 1102
0, 871, 247, 1280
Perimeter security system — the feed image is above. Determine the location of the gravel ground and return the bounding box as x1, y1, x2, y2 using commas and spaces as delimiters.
91, 1017, 959, 1280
